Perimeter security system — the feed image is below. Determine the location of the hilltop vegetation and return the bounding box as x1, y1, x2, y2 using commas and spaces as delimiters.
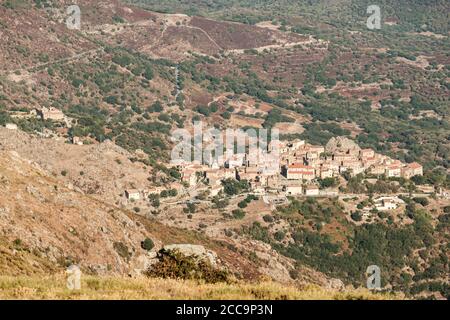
0, 275, 399, 300
126, 0, 449, 33
240, 197, 450, 299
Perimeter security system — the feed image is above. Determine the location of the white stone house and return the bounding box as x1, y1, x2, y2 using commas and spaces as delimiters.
125, 189, 141, 201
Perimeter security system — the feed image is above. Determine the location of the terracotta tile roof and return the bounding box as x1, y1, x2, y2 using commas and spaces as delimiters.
288, 163, 313, 169
407, 162, 422, 169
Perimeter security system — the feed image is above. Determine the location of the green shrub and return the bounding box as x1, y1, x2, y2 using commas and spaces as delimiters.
232, 209, 246, 219
413, 197, 429, 206
351, 211, 363, 222
141, 238, 155, 251
145, 249, 229, 284
274, 231, 285, 241
237, 201, 248, 209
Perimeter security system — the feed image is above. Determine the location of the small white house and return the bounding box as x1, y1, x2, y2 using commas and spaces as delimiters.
125, 189, 141, 201
285, 185, 303, 196
283, 181, 303, 196
374, 196, 405, 211
304, 185, 320, 196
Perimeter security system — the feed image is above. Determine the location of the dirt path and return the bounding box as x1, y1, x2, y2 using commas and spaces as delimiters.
183, 25, 223, 50
6, 48, 103, 77
224, 36, 328, 54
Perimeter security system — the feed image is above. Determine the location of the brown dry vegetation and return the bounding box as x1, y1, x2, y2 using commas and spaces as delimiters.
0, 275, 400, 300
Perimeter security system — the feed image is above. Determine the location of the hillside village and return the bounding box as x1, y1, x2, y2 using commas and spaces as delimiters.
3, 113, 427, 209
170, 136, 424, 198
3, 112, 434, 216
110, 130, 431, 218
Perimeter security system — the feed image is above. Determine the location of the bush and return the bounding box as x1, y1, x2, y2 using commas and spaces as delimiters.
274, 231, 285, 241
141, 238, 155, 251
319, 177, 338, 189
222, 179, 249, 196
222, 111, 231, 119
145, 249, 229, 284
186, 202, 196, 213
237, 201, 248, 209
232, 209, 246, 220
263, 215, 274, 223
377, 211, 388, 219
413, 197, 429, 206
148, 101, 163, 113
351, 211, 363, 222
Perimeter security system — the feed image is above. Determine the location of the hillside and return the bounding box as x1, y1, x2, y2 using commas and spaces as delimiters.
0, 133, 352, 290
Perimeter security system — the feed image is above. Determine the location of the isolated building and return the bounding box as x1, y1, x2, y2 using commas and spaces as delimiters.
304, 185, 320, 196
36, 107, 65, 121
374, 196, 405, 211
125, 189, 141, 201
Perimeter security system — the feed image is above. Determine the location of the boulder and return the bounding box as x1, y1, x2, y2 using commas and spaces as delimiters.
326, 136, 361, 154
129, 251, 158, 277
325, 278, 345, 291
163, 244, 218, 267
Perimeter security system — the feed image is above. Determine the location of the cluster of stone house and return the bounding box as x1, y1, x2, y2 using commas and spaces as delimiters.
282, 137, 423, 182
174, 136, 423, 198
10, 107, 74, 126
34, 107, 66, 121
9, 107, 66, 121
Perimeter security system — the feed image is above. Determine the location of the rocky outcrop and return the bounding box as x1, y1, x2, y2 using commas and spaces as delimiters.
326, 136, 361, 154
325, 278, 345, 291
129, 244, 220, 277
163, 244, 219, 267
0, 150, 151, 275
129, 252, 158, 277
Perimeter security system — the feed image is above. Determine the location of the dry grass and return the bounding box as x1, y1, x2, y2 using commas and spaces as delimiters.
0, 275, 400, 300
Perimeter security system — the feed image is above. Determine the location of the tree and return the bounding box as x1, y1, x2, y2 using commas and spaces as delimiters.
232, 209, 245, 219
319, 177, 338, 189
238, 201, 248, 209
274, 231, 285, 241
143, 67, 154, 80
222, 179, 249, 196
148, 101, 163, 113
351, 211, 363, 222
413, 197, 429, 207
141, 238, 155, 251
222, 111, 231, 119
